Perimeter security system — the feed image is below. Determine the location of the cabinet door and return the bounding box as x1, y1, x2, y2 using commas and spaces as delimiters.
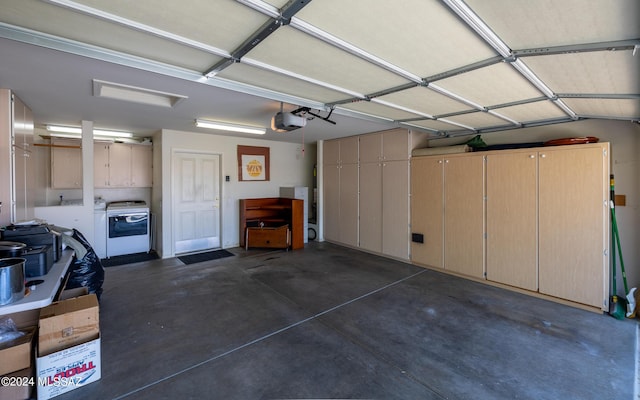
486, 152, 538, 290
538, 146, 607, 308
51, 138, 82, 189
339, 163, 359, 247
323, 139, 340, 165
340, 137, 359, 164
93, 143, 110, 188
382, 160, 409, 259
359, 162, 382, 252
444, 155, 484, 278
131, 145, 152, 187
323, 164, 340, 242
359, 134, 382, 163
381, 129, 409, 161
108, 143, 131, 187
410, 157, 444, 268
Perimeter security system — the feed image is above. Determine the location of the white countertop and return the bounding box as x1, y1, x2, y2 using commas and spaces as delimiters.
0, 249, 74, 315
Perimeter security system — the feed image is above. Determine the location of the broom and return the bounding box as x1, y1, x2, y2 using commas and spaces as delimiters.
609, 175, 635, 319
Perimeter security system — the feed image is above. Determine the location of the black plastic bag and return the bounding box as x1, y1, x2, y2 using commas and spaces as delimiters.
64, 229, 105, 300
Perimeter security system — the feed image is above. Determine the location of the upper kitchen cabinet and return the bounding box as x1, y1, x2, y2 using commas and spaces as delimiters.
0, 89, 35, 225
51, 138, 82, 189
94, 142, 153, 188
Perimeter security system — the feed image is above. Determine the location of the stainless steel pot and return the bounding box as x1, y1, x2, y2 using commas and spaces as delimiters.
0, 258, 26, 305
0, 241, 27, 258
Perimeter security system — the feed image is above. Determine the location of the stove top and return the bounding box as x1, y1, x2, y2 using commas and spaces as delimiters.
106, 200, 148, 210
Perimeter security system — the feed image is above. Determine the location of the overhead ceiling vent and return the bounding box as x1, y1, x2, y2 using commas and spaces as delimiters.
92, 79, 187, 108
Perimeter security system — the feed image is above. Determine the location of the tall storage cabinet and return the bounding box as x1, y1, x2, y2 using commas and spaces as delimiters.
486, 151, 538, 291
323, 136, 358, 247
443, 155, 485, 278
413, 142, 610, 311
1, 90, 35, 224
410, 154, 484, 278
410, 157, 444, 268
359, 129, 410, 259
537, 144, 609, 308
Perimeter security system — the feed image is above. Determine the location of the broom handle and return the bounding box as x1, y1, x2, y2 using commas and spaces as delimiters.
611, 207, 629, 294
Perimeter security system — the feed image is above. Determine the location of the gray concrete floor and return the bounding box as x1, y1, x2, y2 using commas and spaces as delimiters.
58, 241, 637, 400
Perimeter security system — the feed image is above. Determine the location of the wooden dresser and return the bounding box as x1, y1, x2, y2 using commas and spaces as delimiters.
239, 197, 304, 250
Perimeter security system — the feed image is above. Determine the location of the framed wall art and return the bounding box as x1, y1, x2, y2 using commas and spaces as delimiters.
237, 145, 270, 181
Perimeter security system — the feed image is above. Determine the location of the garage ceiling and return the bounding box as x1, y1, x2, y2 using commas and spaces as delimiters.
0, 0, 638, 142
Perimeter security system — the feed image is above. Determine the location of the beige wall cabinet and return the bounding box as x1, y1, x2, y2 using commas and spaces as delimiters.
414, 143, 609, 310
359, 130, 410, 259
323, 136, 358, 247
410, 153, 485, 278
131, 144, 153, 187
410, 157, 444, 269
486, 144, 609, 309
94, 143, 110, 187
443, 155, 485, 278
537, 144, 609, 308
51, 138, 82, 189
94, 143, 153, 188
0, 90, 35, 224
486, 151, 538, 291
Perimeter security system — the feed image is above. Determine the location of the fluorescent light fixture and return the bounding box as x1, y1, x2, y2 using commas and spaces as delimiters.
195, 119, 266, 135
46, 125, 134, 138
93, 79, 188, 108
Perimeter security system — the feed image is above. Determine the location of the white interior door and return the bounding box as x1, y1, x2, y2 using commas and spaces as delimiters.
173, 151, 221, 254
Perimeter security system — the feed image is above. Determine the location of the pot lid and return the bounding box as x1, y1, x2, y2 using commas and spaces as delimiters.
0, 241, 27, 250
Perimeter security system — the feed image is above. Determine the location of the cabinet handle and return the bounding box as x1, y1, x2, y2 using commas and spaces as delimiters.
529, 154, 535, 159
438, 160, 443, 164
445, 159, 449, 163
540, 154, 546, 158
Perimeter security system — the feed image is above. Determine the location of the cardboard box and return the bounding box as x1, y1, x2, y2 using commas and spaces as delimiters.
38, 294, 99, 357
0, 326, 36, 376
0, 365, 34, 400
36, 335, 101, 400
57, 287, 89, 301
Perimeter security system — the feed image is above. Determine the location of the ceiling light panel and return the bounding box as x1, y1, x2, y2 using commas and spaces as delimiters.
93, 80, 188, 108
561, 98, 640, 119
376, 86, 473, 117
0, 0, 224, 71
294, 0, 496, 78
524, 51, 640, 94
494, 100, 568, 123
338, 101, 425, 121
441, 111, 512, 129
243, 26, 412, 96
435, 63, 544, 107
465, 0, 640, 49
217, 63, 349, 104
